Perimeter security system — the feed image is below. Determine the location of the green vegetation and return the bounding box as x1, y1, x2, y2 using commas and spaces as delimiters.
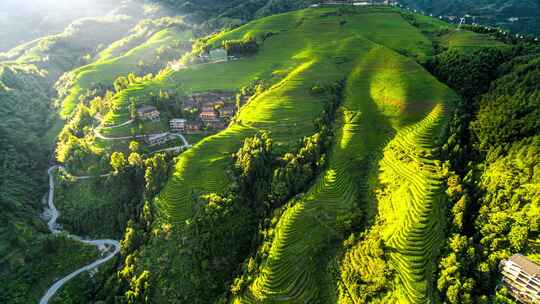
4, 1, 539, 303
56, 17, 193, 117
54, 170, 144, 239
0, 11, 162, 304
1, 235, 99, 303
83, 6, 463, 303
427, 38, 540, 303
439, 30, 508, 52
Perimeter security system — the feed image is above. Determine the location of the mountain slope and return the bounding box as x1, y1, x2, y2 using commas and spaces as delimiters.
94, 6, 461, 303
236, 33, 455, 304
0, 12, 154, 304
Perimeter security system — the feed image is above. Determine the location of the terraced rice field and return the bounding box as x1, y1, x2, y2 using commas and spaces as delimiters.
235, 33, 455, 302
439, 30, 508, 52
378, 103, 448, 303
154, 9, 385, 223
102, 6, 467, 302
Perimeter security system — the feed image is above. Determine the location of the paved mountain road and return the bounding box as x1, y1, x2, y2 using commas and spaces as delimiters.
40, 119, 190, 303
39, 166, 120, 304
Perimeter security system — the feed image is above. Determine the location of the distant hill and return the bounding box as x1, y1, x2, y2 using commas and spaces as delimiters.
0, 0, 134, 52
398, 0, 540, 36
151, 0, 317, 25
152, 0, 540, 36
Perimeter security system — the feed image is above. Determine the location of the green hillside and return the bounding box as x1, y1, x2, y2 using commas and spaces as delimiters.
114, 6, 440, 225
57, 18, 193, 117
439, 30, 508, 51
92, 6, 464, 303
5, 1, 536, 303
236, 38, 455, 304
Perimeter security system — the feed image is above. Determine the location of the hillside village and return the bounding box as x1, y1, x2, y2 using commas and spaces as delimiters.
135, 91, 236, 146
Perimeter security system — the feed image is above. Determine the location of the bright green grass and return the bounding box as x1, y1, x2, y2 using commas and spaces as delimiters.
104, 7, 436, 127
342, 10, 434, 61
155, 8, 381, 223
150, 6, 445, 226
439, 30, 508, 52
60, 27, 193, 117
235, 41, 455, 303
94, 7, 475, 302
336, 46, 455, 303
413, 14, 455, 33
377, 103, 448, 304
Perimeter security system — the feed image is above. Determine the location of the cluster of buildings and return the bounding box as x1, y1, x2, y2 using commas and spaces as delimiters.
500, 254, 540, 304
180, 91, 236, 132
135, 91, 237, 146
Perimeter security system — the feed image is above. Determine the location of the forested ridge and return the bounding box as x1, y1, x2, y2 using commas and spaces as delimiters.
1, 1, 539, 304
0, 6, 157, 302
427, 40, 540, 303
398, 0, 540, 36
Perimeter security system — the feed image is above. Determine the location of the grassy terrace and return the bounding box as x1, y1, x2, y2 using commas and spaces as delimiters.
439, 30, 508, 52
155, 8, 372, 223
236, 36, 455, 302
147, 6, 440, 224
60, 27, 193, 117
378, 103, 449, 303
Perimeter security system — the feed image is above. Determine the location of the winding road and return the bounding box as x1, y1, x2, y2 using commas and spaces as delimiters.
39, 166, 120, 304
39, 119, 190, 303
93, 119, 191, 151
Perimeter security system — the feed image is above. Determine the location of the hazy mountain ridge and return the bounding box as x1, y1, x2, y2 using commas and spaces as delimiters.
399, 0, 540, 35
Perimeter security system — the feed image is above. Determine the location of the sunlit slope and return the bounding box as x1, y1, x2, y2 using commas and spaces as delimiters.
93, 7, 443, 227
60, 27, 192, 117
439, 30, 508, 52
156, 8, 399, 223
235, 39, 454, 302
94, 7, 458, 302
338, 59, 455, 304
378, 103, 447, 304
341, 9, 433, 61
104, 7, 436, 126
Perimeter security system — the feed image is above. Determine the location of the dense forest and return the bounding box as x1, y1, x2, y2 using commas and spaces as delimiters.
427, 41, 540, 303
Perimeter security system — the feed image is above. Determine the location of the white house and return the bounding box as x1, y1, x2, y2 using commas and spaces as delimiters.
170, 118, 187, 132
